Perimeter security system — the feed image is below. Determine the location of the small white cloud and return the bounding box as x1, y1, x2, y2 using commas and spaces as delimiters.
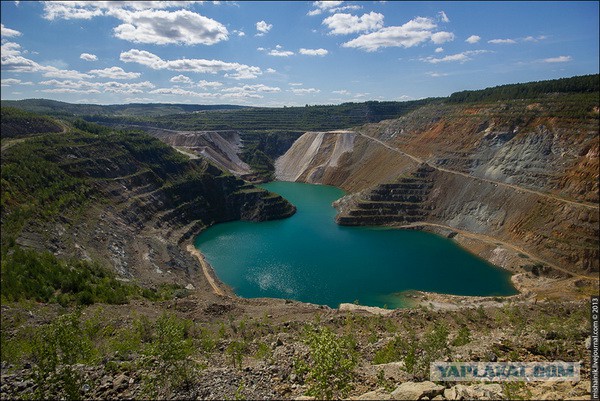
266, 68, 277, 73
275, 44, 283, 49
1, 24, 22, 37
431, 31, 454, 44
426, 71, 448, 77
256, 20, 272, 36
42, 67, 93, 80
299, 48, 328, 56
488, 38, 516, 44
307, 1, 344, 16
435, 47, 444, 53
150, 88, 208, 97
89, 66, 140, 80
290, 87, 320, 94
438, 11, 449, 22
322, 12, 384, 35
465, 35, 480, 44
289, 82, 303, 86
421, 50, 489, 64
80, 53, 98, 61
1, 78, 22, 86
268, 49, 294, 57
222, 84, 280, 93
523, 35, 548, 42
170, 74, 193, 84
197, 79, 223, 88
543, 55, 572, 63
257, 47, 265, 51
233, 29, 245, 37
332, 89, 350, 95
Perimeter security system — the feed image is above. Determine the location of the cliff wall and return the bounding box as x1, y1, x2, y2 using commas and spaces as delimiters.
275, 95, 599, 276
2, 128, 295, 290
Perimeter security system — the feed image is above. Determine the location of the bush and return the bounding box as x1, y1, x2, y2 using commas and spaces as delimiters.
300, 326, 357, 400
31, 311, 93, 399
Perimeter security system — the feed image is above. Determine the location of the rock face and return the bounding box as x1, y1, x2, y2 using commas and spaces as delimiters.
390, 381, 445, 400
143, 128, 252, 176
443, 383, 504, 400
274, 99, 599, 275
275, 131, 356, 183
3, 130, 295, 289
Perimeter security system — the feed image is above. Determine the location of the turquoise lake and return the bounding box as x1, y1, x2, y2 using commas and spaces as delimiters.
194, 181, 517, 308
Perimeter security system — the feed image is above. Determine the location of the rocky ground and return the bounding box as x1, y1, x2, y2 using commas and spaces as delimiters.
0, 294, 593, 400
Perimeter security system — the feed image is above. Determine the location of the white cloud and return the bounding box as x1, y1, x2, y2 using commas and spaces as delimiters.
1, 24, 22, 37
234, 30, 245, 37
120, 49, 262, 79
102, 81, 155, 93
0, 42, 98, 81
42, 1, 202, 20
222, 84, 280, 93
332, 89, 350, 95
149, 87, 212, 97
124, 97, 155, 103
197, 79, 223, 88
465, 35, 480, 44
39, 78, 155, 94
307, 1, 344, 16
426, 71, 448, 77
80, 53, 98, 61
1, 41, 23, 58
89, 66, 140, 80
275, 44, 283, 49
290, 88, 320, 94
1, 78, 22, 86
421, 50, 489, 64
430, 31, 454, 44
435, 47, 444, 53
42, 88, 102, 94
42, 67, 93, 80
289, 82, 303, 86
268, 49, 294, 57
523, 35, 548, 42
256, 20, 272, 36
543, 55, 572, 63
438, 11, 449, 22
170, 74, 193, 84
488, 38, 516, 44
322, 12, 384, 35
342, 17, 438, 51
111, 9, 228, 45
265, 68, 277, 73
299, 48, 329, 56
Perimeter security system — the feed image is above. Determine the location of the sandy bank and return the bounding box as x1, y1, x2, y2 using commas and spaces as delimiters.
186, 244, 226, 297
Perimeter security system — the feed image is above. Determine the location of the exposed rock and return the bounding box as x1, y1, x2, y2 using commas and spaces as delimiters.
339, 303, 394, 315
391, 381, 444, 400
353, 388, 393, 400
444, 383, 504, 400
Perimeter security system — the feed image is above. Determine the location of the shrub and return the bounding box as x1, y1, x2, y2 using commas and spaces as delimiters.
301, 326, 357, 400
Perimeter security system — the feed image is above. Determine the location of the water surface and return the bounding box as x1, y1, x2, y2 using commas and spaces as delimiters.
195, 181, 517, 308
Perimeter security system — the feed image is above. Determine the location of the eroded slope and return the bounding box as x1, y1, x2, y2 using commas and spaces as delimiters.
275, 94, 599, 281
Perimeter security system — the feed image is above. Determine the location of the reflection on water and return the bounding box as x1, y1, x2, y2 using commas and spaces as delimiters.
195, 181, 517, 308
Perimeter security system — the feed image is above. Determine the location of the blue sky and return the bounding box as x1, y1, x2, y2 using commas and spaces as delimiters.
1, 1, 598, 106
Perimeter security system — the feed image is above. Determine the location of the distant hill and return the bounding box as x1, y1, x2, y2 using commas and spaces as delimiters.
448, 74, 599, 103
0, 99, 248, 117
0, 107, 64, 138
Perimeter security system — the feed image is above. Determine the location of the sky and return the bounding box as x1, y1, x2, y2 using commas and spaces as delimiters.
1, 1, 598, 106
